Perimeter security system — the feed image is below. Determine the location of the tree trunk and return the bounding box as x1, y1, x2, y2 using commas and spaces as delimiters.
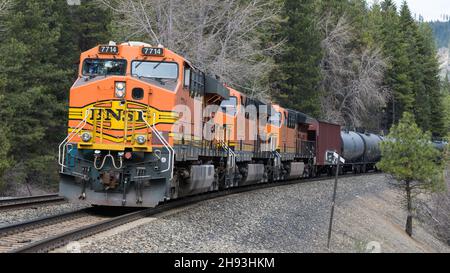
405, 180, 413, 237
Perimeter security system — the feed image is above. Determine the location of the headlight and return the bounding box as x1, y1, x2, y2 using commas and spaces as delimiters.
81, 132, 92, 142
115, 82, 126, 98
136, 135, 147, 145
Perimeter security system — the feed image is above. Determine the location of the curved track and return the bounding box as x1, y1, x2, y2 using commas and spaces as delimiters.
0, 207, 132, 253
0, 194, 66, 211
0, 173, 378, 253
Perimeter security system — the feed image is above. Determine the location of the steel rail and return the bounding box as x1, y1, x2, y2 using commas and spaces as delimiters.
0, 194, 65, 211
0, 208, 91, 237
8, 172, 379, 253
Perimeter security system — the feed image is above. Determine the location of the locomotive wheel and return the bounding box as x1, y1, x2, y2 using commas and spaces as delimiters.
170, 174, 180, 200
265, 165, 274, 183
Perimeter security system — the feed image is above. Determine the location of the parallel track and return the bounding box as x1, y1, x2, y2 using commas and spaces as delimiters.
0, 194, 66, 211
0, 172, 379, 253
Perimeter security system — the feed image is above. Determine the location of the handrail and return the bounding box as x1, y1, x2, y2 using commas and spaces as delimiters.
220, 140, 236, 157
220, 140, 236, 170
58, 109, 91, 172
141, 111, 174, 179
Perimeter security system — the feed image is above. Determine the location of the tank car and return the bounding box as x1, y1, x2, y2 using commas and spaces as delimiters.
340, 131, 383, 173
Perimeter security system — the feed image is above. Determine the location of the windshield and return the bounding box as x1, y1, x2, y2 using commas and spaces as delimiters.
82, 59, 127, 76
131, 61, 178, 91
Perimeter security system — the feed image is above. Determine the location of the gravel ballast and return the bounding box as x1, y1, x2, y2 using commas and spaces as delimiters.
72, 174, 449, 253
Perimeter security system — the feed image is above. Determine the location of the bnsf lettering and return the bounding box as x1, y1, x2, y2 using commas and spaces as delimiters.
90, 109, 146, 122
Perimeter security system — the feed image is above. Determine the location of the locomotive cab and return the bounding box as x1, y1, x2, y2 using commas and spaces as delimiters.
59, 42, 181, 207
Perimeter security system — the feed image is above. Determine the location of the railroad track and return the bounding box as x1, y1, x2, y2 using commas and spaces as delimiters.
0, 194, 66, 211
0, 172, 379, 253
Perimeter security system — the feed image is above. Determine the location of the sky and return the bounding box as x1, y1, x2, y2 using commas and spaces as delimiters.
368, 0, 450, 21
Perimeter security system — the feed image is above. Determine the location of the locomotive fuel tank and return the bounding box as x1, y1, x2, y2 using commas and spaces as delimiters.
340, 131, 365, 163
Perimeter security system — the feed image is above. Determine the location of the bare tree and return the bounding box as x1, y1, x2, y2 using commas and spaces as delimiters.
0, 0, 9, 13
0, 0, 11, 33
319, 14, 390, 130
98, 0, 282, 99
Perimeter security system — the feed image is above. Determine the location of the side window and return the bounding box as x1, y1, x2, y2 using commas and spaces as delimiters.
269, 112, 281, 127
287, 113, 296, 129
220, 96, 237, 116
287, 114, 290, 128
291, 115, 294, 128
184, 67, 191, 88
189, 70, 205, 97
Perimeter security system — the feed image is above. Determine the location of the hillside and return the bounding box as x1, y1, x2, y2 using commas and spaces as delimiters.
429, 20, 450, 48
430, 21, 450, 78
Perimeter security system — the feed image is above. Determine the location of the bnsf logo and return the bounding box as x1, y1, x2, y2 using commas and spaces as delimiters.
89, 109, 147, 122
88, 108, 148, 130
69, 100, 177, 131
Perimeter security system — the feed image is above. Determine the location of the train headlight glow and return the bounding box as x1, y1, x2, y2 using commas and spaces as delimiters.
81, 132, 92, 142
115, 82, 126, 98
136, 135, 147, 145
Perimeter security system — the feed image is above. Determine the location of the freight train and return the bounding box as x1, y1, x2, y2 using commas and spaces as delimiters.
58, 42, 384, 207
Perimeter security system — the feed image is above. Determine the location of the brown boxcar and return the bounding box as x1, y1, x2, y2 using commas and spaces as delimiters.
315, 121, 342, 166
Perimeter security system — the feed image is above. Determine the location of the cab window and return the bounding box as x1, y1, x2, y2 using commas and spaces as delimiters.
131, 61, 178, 91
82, 59, 127, 76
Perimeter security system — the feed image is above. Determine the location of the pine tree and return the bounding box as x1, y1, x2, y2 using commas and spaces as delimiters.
0, 126, 10, 191
364, 1, 384, 47
0, 0, 68, 186
418, 23, 446, 137
55, 0, 112, 76
377, 112, 445, 237
0, 0, 112, 189
380, 0, 414, 130
0, 79, 11, 191
399, 2, 431, 132
272, 0, 323, 117
442, 75, 450, 134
